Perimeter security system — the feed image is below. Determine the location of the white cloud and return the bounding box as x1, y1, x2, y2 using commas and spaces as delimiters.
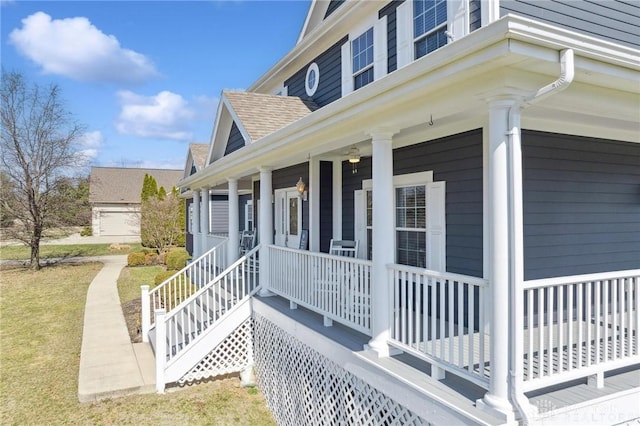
76, 130, 103, 161
9, 12, 157, 84
115, 90, 217, 141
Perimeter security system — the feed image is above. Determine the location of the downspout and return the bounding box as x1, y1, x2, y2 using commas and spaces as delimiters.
508, 48, 575, 424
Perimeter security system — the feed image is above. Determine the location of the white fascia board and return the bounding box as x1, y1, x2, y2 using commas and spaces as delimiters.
184, 15, 640, 189
182, 151, 194, 179
250, 0, 374, 93
207, 97, 228, 165
221, 95, 253, 146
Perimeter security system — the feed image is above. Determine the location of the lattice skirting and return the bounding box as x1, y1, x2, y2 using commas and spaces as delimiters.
178, 318, 254, 384
253, 313, 430, 426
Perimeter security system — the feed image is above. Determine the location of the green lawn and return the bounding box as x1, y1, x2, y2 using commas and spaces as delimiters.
0, 243, 144, 260
117, 265, 164, 303
0, 263, 276, 425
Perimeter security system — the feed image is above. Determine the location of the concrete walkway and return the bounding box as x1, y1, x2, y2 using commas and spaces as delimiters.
78, 255, 156, 402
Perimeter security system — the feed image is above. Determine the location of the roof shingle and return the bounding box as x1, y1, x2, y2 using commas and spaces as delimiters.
89, 167, 183, 204
224, 91, 318, 142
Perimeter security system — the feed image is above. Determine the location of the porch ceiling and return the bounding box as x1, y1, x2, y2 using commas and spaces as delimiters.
181, 15, 639, 190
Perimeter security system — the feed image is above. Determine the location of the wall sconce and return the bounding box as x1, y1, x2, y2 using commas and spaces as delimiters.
348, 146, 360, 174
296, 177, 307, 201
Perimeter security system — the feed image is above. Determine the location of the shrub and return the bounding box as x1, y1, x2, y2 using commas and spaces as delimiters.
127, 251, 146, 267
154, 270, 176, 286
145, 252, 159, 265
80, 226, 92, 236
165, 248, 190, 270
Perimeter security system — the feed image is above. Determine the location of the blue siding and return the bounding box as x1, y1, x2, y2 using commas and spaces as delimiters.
224, 122, 245, 156
522, 131, 640, 280
319, 161, 334, 252
394, 130, 484, 278
500, 0, 640, 49
341, 130, 484, 278
285, 37, 346, 108
325, 0, 344, 19
379, 1, 403, 74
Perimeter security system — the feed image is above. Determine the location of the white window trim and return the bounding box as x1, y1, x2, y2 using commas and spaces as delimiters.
341, 14, 388, 97
244, 199, 253, 231
397, 0, 470, 67
305, 62, 320, 97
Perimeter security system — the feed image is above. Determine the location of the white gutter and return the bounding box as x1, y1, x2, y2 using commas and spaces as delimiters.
508, 48, 575, 425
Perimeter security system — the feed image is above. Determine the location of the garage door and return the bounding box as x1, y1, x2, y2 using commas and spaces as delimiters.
100, 212, 140, 236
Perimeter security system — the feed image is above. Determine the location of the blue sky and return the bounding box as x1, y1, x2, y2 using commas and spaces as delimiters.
1, 0, 310, 171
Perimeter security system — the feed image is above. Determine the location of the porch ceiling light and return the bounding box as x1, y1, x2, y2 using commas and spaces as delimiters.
348, 146, 360, 174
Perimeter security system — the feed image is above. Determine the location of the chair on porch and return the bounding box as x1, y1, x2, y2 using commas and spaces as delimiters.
239, 230, 256, 256
329, 239, 359, 258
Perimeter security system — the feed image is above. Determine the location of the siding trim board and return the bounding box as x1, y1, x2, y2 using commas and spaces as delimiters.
522, 130, 640, 280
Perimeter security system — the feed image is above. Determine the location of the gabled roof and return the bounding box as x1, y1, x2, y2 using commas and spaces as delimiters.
183, 143, 209, 179
89, 167, 182, 204
190, 144, 209, 170
298, 0, 342, 44
225, 91, 318, 142
208, 91, 318, 164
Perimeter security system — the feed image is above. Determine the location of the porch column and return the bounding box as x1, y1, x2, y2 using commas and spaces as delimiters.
200, 187, 210, 255
228, 178, 239, 261
481, 97, 519, 419
366, 130, 397, 357
309, 157, 320, 252
192, 189, 201, 258
258, 167, 273, 296
332, 159, 343, 241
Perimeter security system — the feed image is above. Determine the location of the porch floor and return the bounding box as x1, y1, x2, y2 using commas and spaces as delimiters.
258, 294, 639, 423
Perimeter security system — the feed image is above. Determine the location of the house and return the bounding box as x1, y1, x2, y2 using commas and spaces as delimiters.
182, 143, 255, 256
89, 166, 182, 237
143, 1, 639, 425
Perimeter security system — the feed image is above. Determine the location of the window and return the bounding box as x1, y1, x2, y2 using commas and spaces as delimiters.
244, 200, 253, 231
413, 0, 448, 59
305, 62, 319, 97
396, 186, 427, 267
352, 27, 374, 90
356, 171, 445, 270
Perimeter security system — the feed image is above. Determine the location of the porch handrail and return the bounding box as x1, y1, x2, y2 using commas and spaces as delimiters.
388, 264, 490, 389
143, 239, 228, 336
520, 269, 639, 392
269, 245, 373, 335
160, 245, 260, 365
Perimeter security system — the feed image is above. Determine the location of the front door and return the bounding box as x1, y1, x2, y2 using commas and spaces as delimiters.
274, 188, 302, 249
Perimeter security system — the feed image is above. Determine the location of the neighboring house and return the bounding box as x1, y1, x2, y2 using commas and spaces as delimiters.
89, 167, 182, 237
144, 2, 639, 425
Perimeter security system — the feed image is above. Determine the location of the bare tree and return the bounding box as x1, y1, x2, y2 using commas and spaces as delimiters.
0, 70, 86, 270
140, 191, 184, 254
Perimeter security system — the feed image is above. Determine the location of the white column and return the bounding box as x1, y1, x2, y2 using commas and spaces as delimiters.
200, 187, 210, 255
332, 159, 343, 241
366, 131, 397, 357
480, 98, 518, 418
258, 167, 273, 296
309, 158, 320, 252
228, 178, 239, 261
192, 189, 200, 258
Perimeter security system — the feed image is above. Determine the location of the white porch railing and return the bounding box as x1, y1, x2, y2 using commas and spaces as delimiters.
154, 245, 260, 390
142, 239, 228, 337
521, 269, 640, 392
161, 245, 259, 364
269, 245, 372, 335
388, 264, 490, 389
